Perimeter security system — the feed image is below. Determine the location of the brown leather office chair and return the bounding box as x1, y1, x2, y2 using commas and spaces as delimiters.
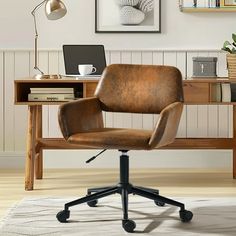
56, 64, 193, 232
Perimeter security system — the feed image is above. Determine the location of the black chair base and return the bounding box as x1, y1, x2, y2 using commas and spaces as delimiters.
56, 151, 193, 233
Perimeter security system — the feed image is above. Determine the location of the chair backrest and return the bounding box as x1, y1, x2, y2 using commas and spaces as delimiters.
95, 64, 184, 114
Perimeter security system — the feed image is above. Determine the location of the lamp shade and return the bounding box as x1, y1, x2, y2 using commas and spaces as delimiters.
45, 0, 67, 20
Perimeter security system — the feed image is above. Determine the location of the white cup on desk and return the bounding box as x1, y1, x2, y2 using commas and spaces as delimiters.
78, 64, 97, 76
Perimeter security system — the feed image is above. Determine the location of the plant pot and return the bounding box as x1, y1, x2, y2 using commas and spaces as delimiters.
227, 54, 236, 79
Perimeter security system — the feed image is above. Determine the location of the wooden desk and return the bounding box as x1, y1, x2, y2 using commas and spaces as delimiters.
14, 77, 236, 190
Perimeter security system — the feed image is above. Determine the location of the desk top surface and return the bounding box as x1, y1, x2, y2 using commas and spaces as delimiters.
15, 77, 100, 83
15, 77, 233, 83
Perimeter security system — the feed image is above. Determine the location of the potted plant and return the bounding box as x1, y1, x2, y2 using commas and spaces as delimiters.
222, 33, 236, 79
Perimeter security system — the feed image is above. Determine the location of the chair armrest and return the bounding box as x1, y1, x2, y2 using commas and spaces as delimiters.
58, 97, 104, 139
148, 102, 183, 149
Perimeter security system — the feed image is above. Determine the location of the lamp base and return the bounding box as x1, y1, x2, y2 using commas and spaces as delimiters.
34, 74, 62, 80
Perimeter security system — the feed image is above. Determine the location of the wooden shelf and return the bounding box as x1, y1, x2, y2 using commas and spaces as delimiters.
185, 77, 230, 82
36, 138, 234, 150
180, 7, 236, 12
14, 78, 99, 104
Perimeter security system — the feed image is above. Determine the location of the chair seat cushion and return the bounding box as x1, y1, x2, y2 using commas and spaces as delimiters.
67, 128, 152, 150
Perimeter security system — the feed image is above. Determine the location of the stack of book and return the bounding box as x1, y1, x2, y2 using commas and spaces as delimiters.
182, 0, 220, 8
211, 83, 236, 102
28, 88, 75, 101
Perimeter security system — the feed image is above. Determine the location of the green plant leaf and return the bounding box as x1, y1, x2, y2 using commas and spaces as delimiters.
222, 47, 232, 53
232, 33, 236, 43
223, 41, 231, 48
232, 48, 236, 54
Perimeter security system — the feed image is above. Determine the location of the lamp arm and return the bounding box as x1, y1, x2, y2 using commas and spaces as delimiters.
31, 0, 47, 75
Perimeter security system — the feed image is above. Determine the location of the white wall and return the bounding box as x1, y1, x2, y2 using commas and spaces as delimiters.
0, 0, 236, 50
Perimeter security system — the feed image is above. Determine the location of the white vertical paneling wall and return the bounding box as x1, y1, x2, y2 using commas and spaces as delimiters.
0, 49, 232, 168
0, 52, 3, 151
4, 52, 15, 151
48, 51, 62, 138
14, 52, 29, 151
38, 51, 50, 138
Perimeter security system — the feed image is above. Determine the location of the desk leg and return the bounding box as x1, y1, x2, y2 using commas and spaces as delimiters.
25, 106, 37, 191
233, 106, 236, 179
233, 150, 236, 179
35, 105, 43, 180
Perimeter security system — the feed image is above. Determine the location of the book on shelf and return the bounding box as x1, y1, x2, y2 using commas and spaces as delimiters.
231, 83, 236, 102
30, 87, 74, 94
28, 93, 75, 102
211, 83, 221, 102
197, 0, 207, 7
212, 83, 236, 103
221, 83, 231, 102
182, 0, 196, 8
210, 0, 220, 7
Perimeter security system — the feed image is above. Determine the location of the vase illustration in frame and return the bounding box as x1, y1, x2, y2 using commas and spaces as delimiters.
95, 0, 161, 33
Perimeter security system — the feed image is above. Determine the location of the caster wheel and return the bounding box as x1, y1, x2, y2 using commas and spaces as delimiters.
122, 219, 136, 233
154, 200, 165, 207
179, 210, 193, 222
87, 199, 98, 207
56, 210, 70, 223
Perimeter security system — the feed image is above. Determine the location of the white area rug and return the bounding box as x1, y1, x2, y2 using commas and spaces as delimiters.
0, 196, 236, 235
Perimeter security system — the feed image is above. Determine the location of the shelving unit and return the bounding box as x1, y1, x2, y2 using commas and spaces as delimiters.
14, 78, 99, 105
183, 78, 236, 104
180, 7, 236, 12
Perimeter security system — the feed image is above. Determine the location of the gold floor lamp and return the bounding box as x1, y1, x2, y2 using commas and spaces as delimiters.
32, 0, 67, 79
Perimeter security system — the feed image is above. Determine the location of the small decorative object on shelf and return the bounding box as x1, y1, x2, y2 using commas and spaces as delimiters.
222, 33, 236, 79
192, 57, 217, 77
220, 0, 236, 7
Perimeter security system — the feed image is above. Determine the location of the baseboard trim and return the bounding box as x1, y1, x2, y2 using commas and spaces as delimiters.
0, 150, 232, 169
0, 152, 25, 168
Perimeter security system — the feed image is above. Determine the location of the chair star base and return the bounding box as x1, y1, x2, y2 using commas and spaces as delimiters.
56, 151, 193, 233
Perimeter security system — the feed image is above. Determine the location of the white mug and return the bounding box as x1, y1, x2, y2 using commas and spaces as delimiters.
78, 64, 97, 76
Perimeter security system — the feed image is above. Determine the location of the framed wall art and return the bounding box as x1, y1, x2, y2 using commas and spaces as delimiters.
95, 0, 161, 33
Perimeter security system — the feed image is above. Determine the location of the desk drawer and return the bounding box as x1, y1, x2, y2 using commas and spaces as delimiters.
183, 82, 209, 103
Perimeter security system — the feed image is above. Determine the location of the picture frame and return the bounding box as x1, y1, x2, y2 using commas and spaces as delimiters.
220, 0, 236, 6
95, 0, 161, 33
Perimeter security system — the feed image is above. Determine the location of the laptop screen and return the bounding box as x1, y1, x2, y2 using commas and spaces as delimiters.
63, 45, 107, 76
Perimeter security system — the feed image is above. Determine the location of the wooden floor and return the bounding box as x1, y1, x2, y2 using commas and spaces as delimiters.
1, 168, 236, 219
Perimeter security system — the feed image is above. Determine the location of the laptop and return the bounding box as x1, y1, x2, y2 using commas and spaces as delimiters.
63, 45, 106, 77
